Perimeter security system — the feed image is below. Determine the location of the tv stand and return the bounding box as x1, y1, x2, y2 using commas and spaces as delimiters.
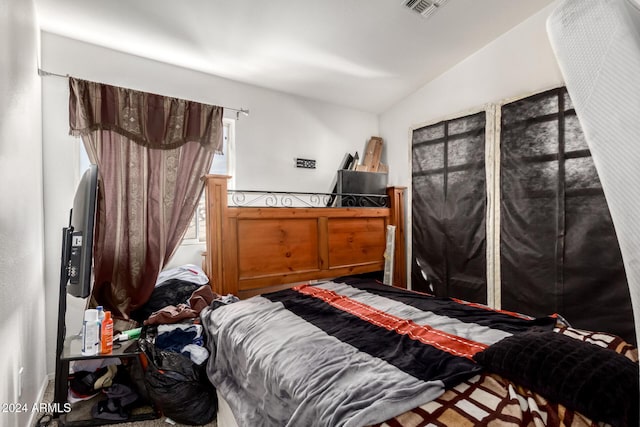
53, 227, 158, 426
55, 336, 158, 426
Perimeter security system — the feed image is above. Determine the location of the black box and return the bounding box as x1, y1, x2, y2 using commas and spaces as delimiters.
336, 170, 388, 207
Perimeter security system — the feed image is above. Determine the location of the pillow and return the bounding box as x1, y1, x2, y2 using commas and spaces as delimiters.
473, 329, 638, 427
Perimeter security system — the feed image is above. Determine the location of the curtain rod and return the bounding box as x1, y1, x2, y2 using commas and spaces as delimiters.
37, 68, 250, 118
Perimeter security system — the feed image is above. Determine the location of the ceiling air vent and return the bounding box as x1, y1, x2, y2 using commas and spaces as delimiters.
401, 0, 449, 19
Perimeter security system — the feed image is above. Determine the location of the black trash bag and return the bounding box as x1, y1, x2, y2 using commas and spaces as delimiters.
139, 328, 217, 425
131, 279, 202, 323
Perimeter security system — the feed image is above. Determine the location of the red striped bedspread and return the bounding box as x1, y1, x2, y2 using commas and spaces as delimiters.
202, 277, 565, 427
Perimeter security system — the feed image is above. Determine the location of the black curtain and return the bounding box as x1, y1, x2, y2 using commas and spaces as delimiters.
412, 112, 487, 304
500, 87, 635, 344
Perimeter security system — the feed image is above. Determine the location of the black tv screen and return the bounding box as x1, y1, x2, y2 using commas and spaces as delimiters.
67, 164, 98, 298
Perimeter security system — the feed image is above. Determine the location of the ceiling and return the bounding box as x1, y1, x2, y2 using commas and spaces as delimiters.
34, 0, 555, 113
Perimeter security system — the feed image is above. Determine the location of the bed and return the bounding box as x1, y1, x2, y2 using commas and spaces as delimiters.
201, 277, 637, 427
199, 175, 638, 427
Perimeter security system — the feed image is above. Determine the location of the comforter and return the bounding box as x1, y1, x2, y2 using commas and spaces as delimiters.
201, 277, 556, 427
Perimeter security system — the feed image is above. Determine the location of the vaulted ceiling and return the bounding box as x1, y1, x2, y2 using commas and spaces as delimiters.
34, 0, 555, 113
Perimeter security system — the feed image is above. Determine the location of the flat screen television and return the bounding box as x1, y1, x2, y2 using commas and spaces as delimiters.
65, 164, 99, 298
53, 164, 99, 409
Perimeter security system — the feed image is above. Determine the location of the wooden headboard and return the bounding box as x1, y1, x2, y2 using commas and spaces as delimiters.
202, 175, 406, 299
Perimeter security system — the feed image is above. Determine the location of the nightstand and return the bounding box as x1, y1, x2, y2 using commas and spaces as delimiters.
53, 334, 159, 426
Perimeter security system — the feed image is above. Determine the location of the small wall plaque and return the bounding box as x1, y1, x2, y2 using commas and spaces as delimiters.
296, 158, 316, 169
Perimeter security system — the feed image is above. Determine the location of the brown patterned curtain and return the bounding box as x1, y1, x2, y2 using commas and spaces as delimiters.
69, 78, 223, 319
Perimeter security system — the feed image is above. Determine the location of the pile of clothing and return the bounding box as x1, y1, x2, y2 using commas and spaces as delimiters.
131, 264, 212, 324
132, 263, 238, 368
155, 323, 208, 365
132, 264, 239, 425
69, 359, 142, 422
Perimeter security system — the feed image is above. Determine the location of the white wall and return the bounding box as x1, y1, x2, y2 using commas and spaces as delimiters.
0, 1, 48, 426
40, 32, 379, 373
379, 2, 565, 286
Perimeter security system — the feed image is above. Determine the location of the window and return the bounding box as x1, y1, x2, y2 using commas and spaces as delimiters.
182, 118, 235, 244
79, 118, 235, 245
499, 88, 633, 341
411, 111, 487, 303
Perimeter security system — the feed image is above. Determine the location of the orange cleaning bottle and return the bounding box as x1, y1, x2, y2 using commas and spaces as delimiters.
100, 311, 114, 354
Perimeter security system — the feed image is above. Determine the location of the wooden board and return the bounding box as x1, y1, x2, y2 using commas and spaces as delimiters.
327, 217, 386, 268
237, 218, 320, 279
361, 137, 383, 172
203, 175, 406, 299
